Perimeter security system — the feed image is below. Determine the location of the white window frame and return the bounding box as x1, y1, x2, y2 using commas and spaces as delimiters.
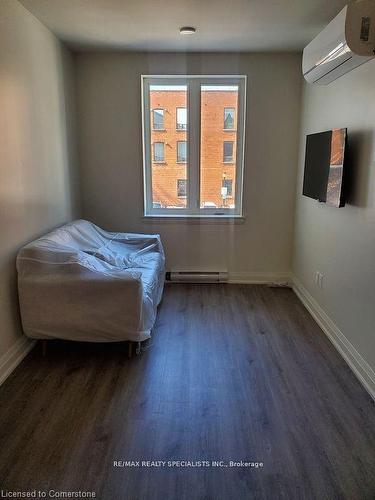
142, 75, 246, 218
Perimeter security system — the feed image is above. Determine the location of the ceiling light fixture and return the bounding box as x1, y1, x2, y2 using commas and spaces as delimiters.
180, 26, 196, 35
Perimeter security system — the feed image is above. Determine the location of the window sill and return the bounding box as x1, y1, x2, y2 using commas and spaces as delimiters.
143, 214, 245, 224
153, 162, 167, 165
223, 129, 236, 132
152, 129, 166, 132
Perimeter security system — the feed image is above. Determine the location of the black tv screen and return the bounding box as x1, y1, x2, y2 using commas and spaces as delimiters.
303, 128, 347, 207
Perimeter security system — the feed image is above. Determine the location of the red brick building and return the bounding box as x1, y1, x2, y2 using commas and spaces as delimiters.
150, 89, 238, 208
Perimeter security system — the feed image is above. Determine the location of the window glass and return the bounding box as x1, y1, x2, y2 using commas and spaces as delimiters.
223, 141, 234, 163
177, 141, 187, 163
153, 109, 164, 130
224, 108, 235, 129
222, 178, 233, 196
149, 84, 188, 209
200, 85, 239, 209
177, 108, 187, 130
153, 142, 164, 162
177, 179, 187, 197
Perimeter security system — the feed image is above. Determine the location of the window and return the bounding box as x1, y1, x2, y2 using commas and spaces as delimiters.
152, 109, 164, 130
223, 141, 234, 163
224, 108, 235, 130
177, 141, 187, 163
153, 142, 164, 162
142, 76, 246, 216
177, 179, 187, 197
176, 107, 187, 130
222, 179, 233, 197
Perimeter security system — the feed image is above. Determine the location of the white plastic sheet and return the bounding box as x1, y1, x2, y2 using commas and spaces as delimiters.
17, 220, 165, 342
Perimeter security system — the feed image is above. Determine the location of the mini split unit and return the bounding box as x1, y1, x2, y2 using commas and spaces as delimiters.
303, 0, 375, 84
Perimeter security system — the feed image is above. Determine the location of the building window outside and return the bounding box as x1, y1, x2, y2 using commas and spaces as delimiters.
177, 179, 187, 197
223, 141, 234, 163
222, 179, 233, 197
177, 141, 187, 163
176, 107, 187, 130
153, 109, 164, 130
224, 108, 235, 130
153, 142, 165, 162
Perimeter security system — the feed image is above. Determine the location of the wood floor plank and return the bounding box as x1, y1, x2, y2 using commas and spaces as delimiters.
0, 284, 374, 499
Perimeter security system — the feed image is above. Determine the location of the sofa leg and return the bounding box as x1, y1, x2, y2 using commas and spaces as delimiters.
128, 341, 142, 358
135, 341, 141, 356
42, 340, 47, 357
128, 341, 133, 358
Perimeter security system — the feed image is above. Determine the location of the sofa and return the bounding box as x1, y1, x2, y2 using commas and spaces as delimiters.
17, 219, 165, 343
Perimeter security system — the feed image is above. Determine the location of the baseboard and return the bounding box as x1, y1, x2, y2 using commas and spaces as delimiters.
292, 275, 375, 401
0, 336, 36, 386
228, 271, 291, 285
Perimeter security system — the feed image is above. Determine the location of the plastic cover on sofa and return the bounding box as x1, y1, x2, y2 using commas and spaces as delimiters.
17, 219, 165, 342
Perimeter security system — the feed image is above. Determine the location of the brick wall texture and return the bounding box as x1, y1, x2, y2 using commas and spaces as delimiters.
150, 89, 238, 208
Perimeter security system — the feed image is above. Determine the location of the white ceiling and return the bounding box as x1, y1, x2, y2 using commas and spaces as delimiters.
19, 0, 348, 52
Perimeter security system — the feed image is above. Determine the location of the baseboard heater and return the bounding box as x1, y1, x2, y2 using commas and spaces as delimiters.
166, 271, 228, 283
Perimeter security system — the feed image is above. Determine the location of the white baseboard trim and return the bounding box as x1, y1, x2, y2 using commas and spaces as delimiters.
292, 275, 375, 400
0, 336, 36, 386
228, 271, 291, 285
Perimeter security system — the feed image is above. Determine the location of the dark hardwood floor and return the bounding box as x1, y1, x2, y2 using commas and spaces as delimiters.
0, 284, 374, 499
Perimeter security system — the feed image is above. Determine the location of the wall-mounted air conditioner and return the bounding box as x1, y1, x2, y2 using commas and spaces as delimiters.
303, 1, 375, 85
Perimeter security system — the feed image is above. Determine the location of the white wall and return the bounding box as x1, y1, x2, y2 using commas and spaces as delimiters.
0, 1, 80, 364
75, 52, 302, 280
293, 60, 375, 374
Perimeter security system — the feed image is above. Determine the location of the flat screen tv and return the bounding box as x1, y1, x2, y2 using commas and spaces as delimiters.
303, 128, 347, 208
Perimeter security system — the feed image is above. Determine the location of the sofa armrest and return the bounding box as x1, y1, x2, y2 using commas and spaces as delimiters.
18, 271, 144, 341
